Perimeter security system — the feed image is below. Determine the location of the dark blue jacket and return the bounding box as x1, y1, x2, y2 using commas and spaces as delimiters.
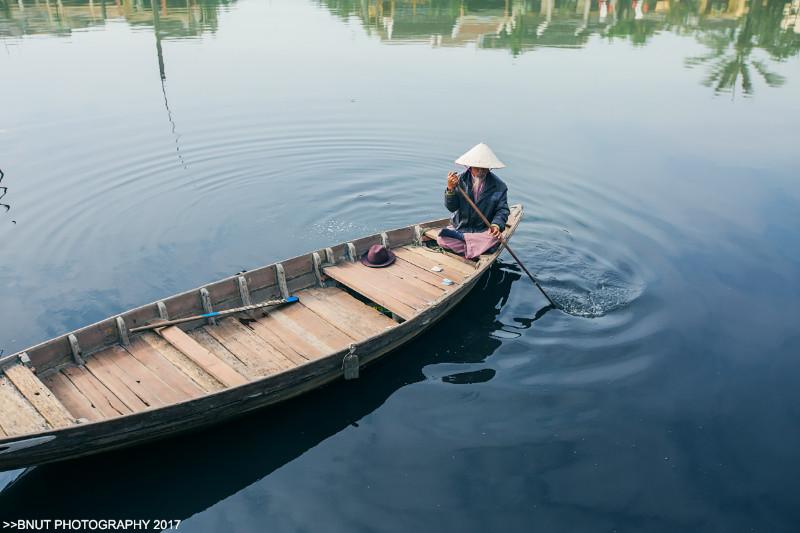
444, 169, 510, 232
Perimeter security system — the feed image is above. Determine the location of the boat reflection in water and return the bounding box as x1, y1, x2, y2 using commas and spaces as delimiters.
0, 261, 523, 522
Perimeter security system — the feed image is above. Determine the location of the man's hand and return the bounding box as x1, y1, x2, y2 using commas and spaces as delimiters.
447, 171, 459, 192
489, 224, 502, 238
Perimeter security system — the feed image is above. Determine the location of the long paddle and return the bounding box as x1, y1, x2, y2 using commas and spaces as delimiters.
454, 184, 558, 308
129, 296, 299, 333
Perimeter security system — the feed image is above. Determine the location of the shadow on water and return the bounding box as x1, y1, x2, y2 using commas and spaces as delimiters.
0, 262, 524, 523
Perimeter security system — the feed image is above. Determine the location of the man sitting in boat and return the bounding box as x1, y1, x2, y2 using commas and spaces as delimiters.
437, 142, 510, 259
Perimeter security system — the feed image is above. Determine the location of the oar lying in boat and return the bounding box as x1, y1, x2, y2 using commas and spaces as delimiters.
455, 184, 558, 309
129, 296, 299, 333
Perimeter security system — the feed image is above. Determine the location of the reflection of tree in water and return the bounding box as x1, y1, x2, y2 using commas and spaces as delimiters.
319, 0, 799, 94
685, 0, 799, 95
0, 0, 237, 39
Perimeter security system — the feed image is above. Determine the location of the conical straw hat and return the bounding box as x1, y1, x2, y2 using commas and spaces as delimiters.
454, 142, 506, 169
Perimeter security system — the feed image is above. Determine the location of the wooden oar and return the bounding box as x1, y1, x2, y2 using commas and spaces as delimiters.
455, 185, 558, 308
129, 296, 299, 333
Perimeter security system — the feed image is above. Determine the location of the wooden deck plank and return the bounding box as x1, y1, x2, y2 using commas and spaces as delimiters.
244, 319, 310, 366
4, 364, 75, 429
138, 332, 225, 393
298, 287, 397, 340
189, 328, 262, 380
0, 376, 50, 436
42, 371, 105, 422
105, 345, 189, 405
322, 265, 421, 319
206, 318, 295, 374
62, 365, 131, 418
158, 326, 249, 388
399, 245, 477, 277
279, 302, 357, 347
378, 259, 453, 296
393, 247, 472, 281
125, 337, 206, 399
393, 254, 463, 285
84, 350, 153, 411
250, 312, 331, 360
325, 262, 434, 308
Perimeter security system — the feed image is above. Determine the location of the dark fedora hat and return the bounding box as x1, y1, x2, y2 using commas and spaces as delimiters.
361, 244, 396, 268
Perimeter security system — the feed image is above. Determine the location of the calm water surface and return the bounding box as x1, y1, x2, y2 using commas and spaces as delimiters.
1, 0, 799, 530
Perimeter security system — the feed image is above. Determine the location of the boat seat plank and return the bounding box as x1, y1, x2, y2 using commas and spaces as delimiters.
298, 287, 397, 340
0, 376, 50, 436
84, 349, 154, 411
125, 337, 206, 399
381, 258, 455, 294
399, 245, 477, 277
393, 247, 472, 281
105, 345, 190, 405
322, 265, 424, 320
4, 364, 75, 429
158, 326, 248, 388
61, 365, 131, 418
138, 332, 225, 393
422, 227, 442, 240
206, 318, 296, 374
189, 328, 261, 380
42, 371, 106, 422
326, 262, 436, 308
244, 320, 310, 366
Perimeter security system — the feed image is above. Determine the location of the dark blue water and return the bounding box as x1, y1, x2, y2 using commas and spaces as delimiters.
1, 0, 799, 530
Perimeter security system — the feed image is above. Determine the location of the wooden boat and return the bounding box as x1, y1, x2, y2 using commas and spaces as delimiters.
0, 205, 523, 469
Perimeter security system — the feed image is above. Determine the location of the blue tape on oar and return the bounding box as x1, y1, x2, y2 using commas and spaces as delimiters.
200, 311, 221, 318
286, 296, 299, 303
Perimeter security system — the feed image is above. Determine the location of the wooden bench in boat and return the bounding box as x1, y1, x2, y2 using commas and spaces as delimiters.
0, 205, 522, 468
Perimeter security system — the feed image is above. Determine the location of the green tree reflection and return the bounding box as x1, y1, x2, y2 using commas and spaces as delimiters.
318, 0, 799, 95
0, 0, 236, 39
685, 0, 798, 95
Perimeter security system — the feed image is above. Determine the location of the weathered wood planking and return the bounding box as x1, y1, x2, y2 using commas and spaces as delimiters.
125, 337, 206, 400
243, 320, 310, 366
189, 328, 260, 380
399, 245, 477, 277
390, 254, 463, 285
139, 332, 225, 393
393, 247, 471, 280
84, 351, 152, 412
0, 376, 50, 436
206, 319, 296, 373
297, 288, 397, 340
4, 364, 75, 429
158, 327, 248, 388
248, 307, 335, 361
376, 260, 453, 296
323, 262, 434, 315
61, 365, 131, 418
253, 311, 333, 358
104, 346, 189, 405
42, 371, 104, 422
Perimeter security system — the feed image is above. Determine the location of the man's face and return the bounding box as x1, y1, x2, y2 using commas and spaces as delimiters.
470, 167, 489, 179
